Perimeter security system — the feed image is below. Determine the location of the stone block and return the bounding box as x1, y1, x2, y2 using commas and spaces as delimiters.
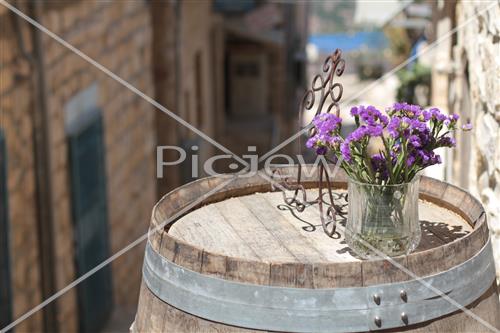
476, 112, 499, 174
0, 66, 14, 95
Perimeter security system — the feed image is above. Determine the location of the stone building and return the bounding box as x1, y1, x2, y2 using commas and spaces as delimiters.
430, 1, 500, 281
0, 1, 307, 332
154, 0, 309, 193
1, 1, 156, 332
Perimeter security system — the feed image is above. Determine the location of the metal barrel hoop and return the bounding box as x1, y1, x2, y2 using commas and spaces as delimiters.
143, 238, 495, 333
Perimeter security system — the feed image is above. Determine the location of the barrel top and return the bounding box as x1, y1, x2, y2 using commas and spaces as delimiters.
169, 189, 473, 264
150, 167, 488, 287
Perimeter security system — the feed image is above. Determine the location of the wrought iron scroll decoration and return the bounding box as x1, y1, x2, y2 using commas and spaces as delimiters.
271, 49, 347, 238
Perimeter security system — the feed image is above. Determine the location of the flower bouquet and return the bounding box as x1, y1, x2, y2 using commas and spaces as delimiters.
306, 103, 471, 258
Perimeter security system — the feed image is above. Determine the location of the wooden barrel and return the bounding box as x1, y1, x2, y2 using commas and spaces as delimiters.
133, 166, 500, 332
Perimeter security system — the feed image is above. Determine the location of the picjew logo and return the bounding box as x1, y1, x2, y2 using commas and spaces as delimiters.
156, 145, 338, 179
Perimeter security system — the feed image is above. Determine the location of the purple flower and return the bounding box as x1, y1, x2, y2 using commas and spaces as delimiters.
408, 135, 421, 147
419, 110, 431, 122
416, 127, 431, 145
438, 136, 456, 147
348, 125, 368, 141
409, 119, 428, 132
379, 115, 389, 126
367, 124, 383, 137
406, 154, 416, 167
306, 102, 469, 183
316, 146, 327, 155
387, 117, 401, 138
399, 117, 413, 138
306, 135, 318, 149
350, 106, 359, 116
400, 117, 410, 129
390, 102, 422, 118
328, 135, 342, 148
340, 141, 352, 162
392, 102, 408, 112
408, 104, 422, 116
371, 154, 385, 168
430, 153, 442, 165
429, 108, 447, 121
371, 154, 389, 180
358, 105, 384, 126
313, 113, 342, 134
462, 123, 473, 131
417, 150, 442, 166
317, 132, 333, 143
445, 114, 459, 128
418, 150, 430, 163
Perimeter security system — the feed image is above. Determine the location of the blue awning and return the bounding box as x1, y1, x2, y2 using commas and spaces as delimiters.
309, 31, 388, 54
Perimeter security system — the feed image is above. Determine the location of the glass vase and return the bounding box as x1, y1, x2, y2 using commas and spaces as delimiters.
345, 176, 421, 259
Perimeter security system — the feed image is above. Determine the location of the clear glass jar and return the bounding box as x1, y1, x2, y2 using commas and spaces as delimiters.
345, 176, 421, 259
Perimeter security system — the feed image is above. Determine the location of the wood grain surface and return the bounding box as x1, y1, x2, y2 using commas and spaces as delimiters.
169, 189, 473, 264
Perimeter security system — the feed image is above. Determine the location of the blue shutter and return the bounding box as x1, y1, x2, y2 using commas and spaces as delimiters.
67, 112, 113, 333
214, 0, 255, 13
0, 130, 13, 329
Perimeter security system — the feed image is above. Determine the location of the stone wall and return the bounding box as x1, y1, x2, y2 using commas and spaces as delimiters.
178, 0, 217, 170
42, 1, 156, 329
1, 1, 157, 331
150, 1, 181, 195
1, 1, 307, 330
446, 1, 500, 280
0, 5, 44, 330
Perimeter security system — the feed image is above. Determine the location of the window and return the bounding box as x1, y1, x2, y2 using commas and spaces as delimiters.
65, 86, 113, 333
235, 62, 259, 77
227, 51, 268, 116
213, 0, 255, 13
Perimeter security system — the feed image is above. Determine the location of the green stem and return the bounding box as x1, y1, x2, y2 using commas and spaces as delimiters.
381, 135, 394, 182
402, 139, 408, 183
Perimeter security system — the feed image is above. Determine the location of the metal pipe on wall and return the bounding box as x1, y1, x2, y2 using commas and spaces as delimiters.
11, 0, 58, 331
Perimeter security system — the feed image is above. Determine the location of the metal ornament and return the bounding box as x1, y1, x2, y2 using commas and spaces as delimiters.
271, 49, 346, 237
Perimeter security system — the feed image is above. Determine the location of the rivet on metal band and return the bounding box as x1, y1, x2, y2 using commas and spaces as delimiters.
400, 290, 407, 302
401, 312, 409, 325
